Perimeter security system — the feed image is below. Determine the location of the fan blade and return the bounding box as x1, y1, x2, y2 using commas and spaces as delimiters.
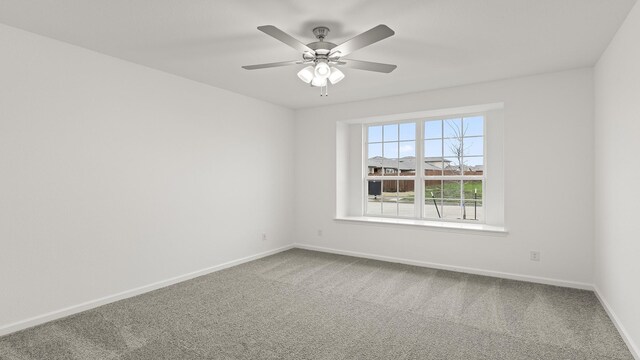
242, 60, 302, 70
329, 25, 394, 57
257, 25, 314, 54
340, 59, 397, 73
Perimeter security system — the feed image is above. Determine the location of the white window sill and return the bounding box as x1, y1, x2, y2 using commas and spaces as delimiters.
334, 216, 508, 235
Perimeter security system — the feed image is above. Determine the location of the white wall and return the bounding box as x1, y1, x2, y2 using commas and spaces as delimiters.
0, 24, 294, 330
294, 68, 595, 286
594, 1, 640, 356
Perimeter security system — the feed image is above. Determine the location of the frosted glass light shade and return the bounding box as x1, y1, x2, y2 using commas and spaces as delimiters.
297, 66, 315, 83
328, 67, 345, 84
311, 76, 327, 87
314, 62, 331, 79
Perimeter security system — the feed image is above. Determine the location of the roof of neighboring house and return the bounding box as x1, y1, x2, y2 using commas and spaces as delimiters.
368, 156, 451, 171
368, 157, 483, 172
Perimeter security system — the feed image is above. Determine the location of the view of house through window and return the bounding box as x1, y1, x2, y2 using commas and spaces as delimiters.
365, 116, 485, 222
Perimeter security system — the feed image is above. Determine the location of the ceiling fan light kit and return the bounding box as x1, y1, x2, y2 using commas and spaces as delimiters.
314, 61, 331, 79
243, 24, 397, 97
311, 76, 327, 88
297, 66, 315, 83
329, 67, 345, 84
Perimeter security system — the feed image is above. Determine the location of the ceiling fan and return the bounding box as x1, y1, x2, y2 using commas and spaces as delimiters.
242, 25, 397, 96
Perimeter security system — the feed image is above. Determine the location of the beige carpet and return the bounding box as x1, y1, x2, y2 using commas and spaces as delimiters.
0, 248, 633, 359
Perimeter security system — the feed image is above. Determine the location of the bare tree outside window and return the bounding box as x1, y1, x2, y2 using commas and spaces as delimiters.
445, 120, 470, 176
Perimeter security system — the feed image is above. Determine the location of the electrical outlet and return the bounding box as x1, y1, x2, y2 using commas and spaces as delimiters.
317, 229, 323, 237
530, 251, 540, 262
262, 233, 267, 241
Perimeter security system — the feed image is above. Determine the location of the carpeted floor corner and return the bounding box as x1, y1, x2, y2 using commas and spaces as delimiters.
0, 248, 634, 359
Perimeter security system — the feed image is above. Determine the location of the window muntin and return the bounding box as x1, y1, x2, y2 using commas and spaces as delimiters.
365, 115, 485, 222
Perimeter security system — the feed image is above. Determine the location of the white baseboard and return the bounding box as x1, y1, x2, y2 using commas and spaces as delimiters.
293, 243, 594, 290
593, 285, 640, 360
0, 244, 293, 337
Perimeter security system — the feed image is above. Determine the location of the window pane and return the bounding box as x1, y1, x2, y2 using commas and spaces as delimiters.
368, 126, 382, 143
425, 139, 442, 158
368, 143, 382, 158
443, 157, 462, 175
464, 116, 484, 137
425, 179, 443, 219
425, 120, 442, 139
367, 143, 382, 176
444, 118, 462, 138
399, 141, 416, 176
367, 180, 382, 215
442, 199, 462, 220
444, 138, 462, 157
382, 202, 397, 216
463, 180, 483, 201
424, 158, 443, 176
383, 142, 398, 175
464, 199, 483, 221
398, 180, 415, 217
382, 180, 398, 216
383, 142, 398, 158
399, 141, 415, 158
443, 180, 462, 220
463, 180, 483, 221
399, 123, 416, 141
383, 124, 398, 142
464, 136, 483, 156
463, 156, 483, 175
425, 180, 442, 200
443, 180, 462, 199
425, 201, 442, 219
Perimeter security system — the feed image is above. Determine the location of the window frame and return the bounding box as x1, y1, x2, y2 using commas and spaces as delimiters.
364, 113, 487, 224
364, 119, 420, 219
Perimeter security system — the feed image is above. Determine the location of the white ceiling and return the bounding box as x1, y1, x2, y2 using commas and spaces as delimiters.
0, 0, 636, 109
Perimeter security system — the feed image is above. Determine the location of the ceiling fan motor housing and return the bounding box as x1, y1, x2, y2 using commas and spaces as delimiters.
307, 27, 338, 62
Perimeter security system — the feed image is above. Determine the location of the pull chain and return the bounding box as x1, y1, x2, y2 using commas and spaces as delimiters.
320, 83, 329, 97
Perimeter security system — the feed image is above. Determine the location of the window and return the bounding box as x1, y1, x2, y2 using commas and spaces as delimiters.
365, 115, 485, 223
